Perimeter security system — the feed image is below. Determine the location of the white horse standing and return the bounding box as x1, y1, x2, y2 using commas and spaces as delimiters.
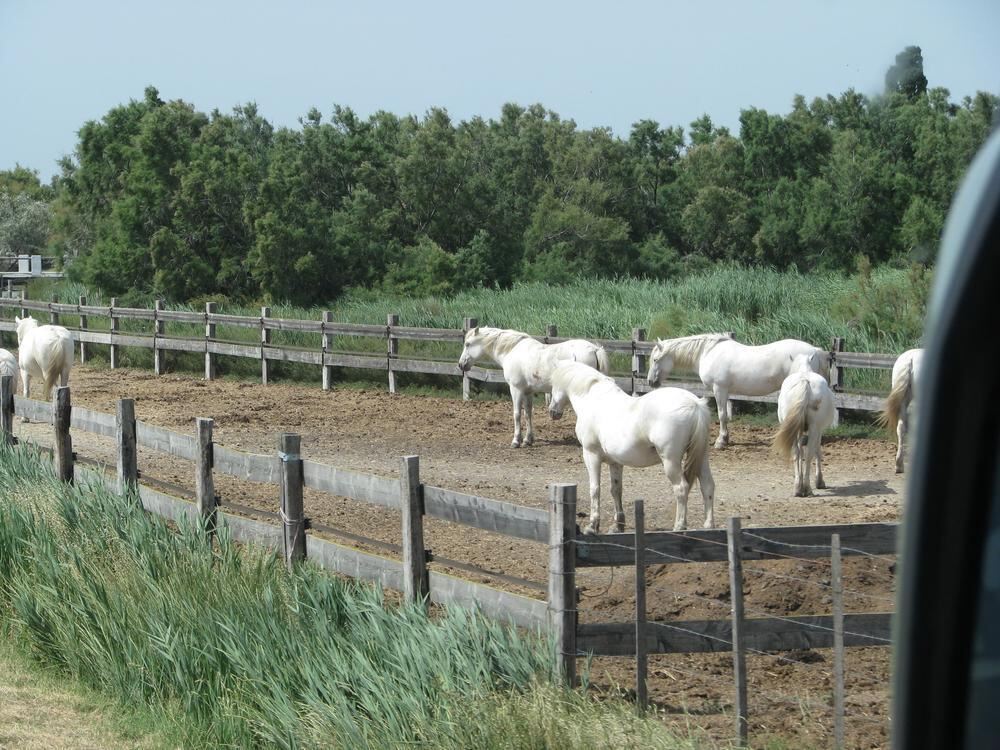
548, 361, 715, 533
647, 333, 830, 449
15, 315, 74, 400
773, 354, 836, 497
458, 326, 609, 447
880, 348, 923, 474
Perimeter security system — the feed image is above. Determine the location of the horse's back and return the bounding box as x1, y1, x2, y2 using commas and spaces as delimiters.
704, 338, 819, 393
20, 324, 74, 375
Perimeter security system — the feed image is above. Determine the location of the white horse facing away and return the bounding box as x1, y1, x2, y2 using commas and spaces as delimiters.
15, 315, 74, 400
0, 348, 19, 393
548, 361, 715, 533
879, 348, 923, 474
647, 333, 830, 449
458, 326, 609, 448
773, 354, 836, 497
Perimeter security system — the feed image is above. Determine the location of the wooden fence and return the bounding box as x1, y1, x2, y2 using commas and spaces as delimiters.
0, 297, 896, 413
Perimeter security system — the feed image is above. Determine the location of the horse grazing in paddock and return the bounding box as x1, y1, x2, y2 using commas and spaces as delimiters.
647, 333, 830, 449
15, 315, 74, 400
879, 348, 924, 474
548, 361, 715, 533
773, 354, 836, 497
457, 326, 610, 448
0, 348, 19, 393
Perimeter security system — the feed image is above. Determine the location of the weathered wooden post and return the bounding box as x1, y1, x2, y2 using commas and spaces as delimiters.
462, 317, 478, 401
50, 297, 59, 325
116, 398, 137, 496
400, 455, 429, 608
727, 516, 748, 748
549, 482, 578, 686
153, 299, 165, 375
19, 288, 28, 320
78, 296, 88, 364
109, 297, 119, 369
196, 417, 216, 534
0, 375, 14, 446
832, 533, 845, 750
632, 327, 647, 394
261, 306, 271, 385
634, 499, 648, 713
829, 336, 845, 428
321, 311, 334, 391
387, 313, 400, 394
544, 325, 558, 406
279, 433, 306, 569
204, 302, 217, 380
53, 386, 73, 484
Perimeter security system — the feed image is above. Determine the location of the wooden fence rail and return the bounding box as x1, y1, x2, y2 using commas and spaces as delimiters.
0, 298, 898, 413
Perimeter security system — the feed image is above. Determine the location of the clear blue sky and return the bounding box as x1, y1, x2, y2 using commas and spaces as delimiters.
2, 0, 998, 183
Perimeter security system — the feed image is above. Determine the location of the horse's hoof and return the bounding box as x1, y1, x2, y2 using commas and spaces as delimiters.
714, 439, 728, 450
895, 466, 904, 474
612, 522, 625, 534
703, 519, 714, 529
524, 437, 534, 447
511, 440, 521, 448
583, 523, 599, 535
673, 524, 686, 532
816, 480, 827, 490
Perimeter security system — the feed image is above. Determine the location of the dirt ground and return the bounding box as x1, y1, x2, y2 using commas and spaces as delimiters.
15, 364, 904, 749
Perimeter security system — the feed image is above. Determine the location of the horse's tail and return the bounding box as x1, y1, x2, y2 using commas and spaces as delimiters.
594, 345, 610, 375
879, 359, 913, 433
682, 397, 711, 486
773, 377, 809, 459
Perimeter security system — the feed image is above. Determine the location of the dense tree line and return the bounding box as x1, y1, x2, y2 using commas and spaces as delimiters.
3, 46, 997, 305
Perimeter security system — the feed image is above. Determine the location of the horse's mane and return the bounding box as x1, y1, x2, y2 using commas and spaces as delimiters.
475, 327, 531, 357
552, 361, 615, 397
655, 333, 731, 370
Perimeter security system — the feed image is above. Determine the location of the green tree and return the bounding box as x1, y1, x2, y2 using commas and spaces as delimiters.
0, 191, 51, 255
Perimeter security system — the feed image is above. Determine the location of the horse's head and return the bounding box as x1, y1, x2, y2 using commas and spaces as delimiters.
548, 364, 572, 420
646, 339, 675, 387
788, 352, 823, 376
14, 315, 38, 346
458, 327, 484, 372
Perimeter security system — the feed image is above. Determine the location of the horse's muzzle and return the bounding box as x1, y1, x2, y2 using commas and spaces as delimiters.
457, 361, 471, 373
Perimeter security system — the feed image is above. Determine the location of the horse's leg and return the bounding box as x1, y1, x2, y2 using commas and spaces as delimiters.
662, 456, 691, 531
813, 430, 826, 490
18, 369, 30, 423
895, 407, 907, 474
699, 458, 716, 529
510, 386, 523, 448
713, 385, 730, 449
609, 462, 625, 533
797, 434, 813, 497
583, 450, 603, 534
523, 394, 535, 446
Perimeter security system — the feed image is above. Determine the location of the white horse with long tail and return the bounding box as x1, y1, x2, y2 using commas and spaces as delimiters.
879, 348, 923, 474
647, 333, 830, 448
15, 315, 74, 400
548, 361, 715, 533
458, 326, 609, 447
773, 353, 836, 497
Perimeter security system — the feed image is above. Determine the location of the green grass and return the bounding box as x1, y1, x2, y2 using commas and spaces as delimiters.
0, 442, 703, 749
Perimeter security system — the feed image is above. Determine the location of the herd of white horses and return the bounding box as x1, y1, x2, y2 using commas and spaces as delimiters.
0, 313, 922, 535
459, 326, 923, 534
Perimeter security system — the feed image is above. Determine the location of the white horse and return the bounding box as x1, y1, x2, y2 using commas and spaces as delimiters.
773, 354, 836, 497
548, 361, 715, 533
458, 326, 610, 448
0, 348, 19, 393
647, 333, 830, 449
879, 348, 923, 474
15, 315, 74, 400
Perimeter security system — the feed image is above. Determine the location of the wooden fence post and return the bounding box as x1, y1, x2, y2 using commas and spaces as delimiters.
549, 482, 578, 686
53, 386, 73, 484
0, 375, 13, 446
832, 533, 845, 750
78, 296, 88, 364
109, 297, 119, 369
19, 288, 28, 320
50, 297, 59, 325
727, 516, 748, 748
632, 327, 647, 394
321, 311, 334, 391
204, 302, 216, 380
634, 499, 648, 712
116, 398, 137, 496
829, 337, 845, 428
544, 325, 558, 407
261, 306, 271, 385
388, 313, 400, 394
400, 455, 429, 608
462, 317, 478, 401
196, 417, 216, 534
154, 300, 165, 375
279, 433, 306, 569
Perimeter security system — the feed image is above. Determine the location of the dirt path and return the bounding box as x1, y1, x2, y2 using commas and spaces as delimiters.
15, 364, 903, 749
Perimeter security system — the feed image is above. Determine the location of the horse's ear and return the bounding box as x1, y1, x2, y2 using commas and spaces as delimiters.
657, 338, 663, 345
473, 326, 479, 335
